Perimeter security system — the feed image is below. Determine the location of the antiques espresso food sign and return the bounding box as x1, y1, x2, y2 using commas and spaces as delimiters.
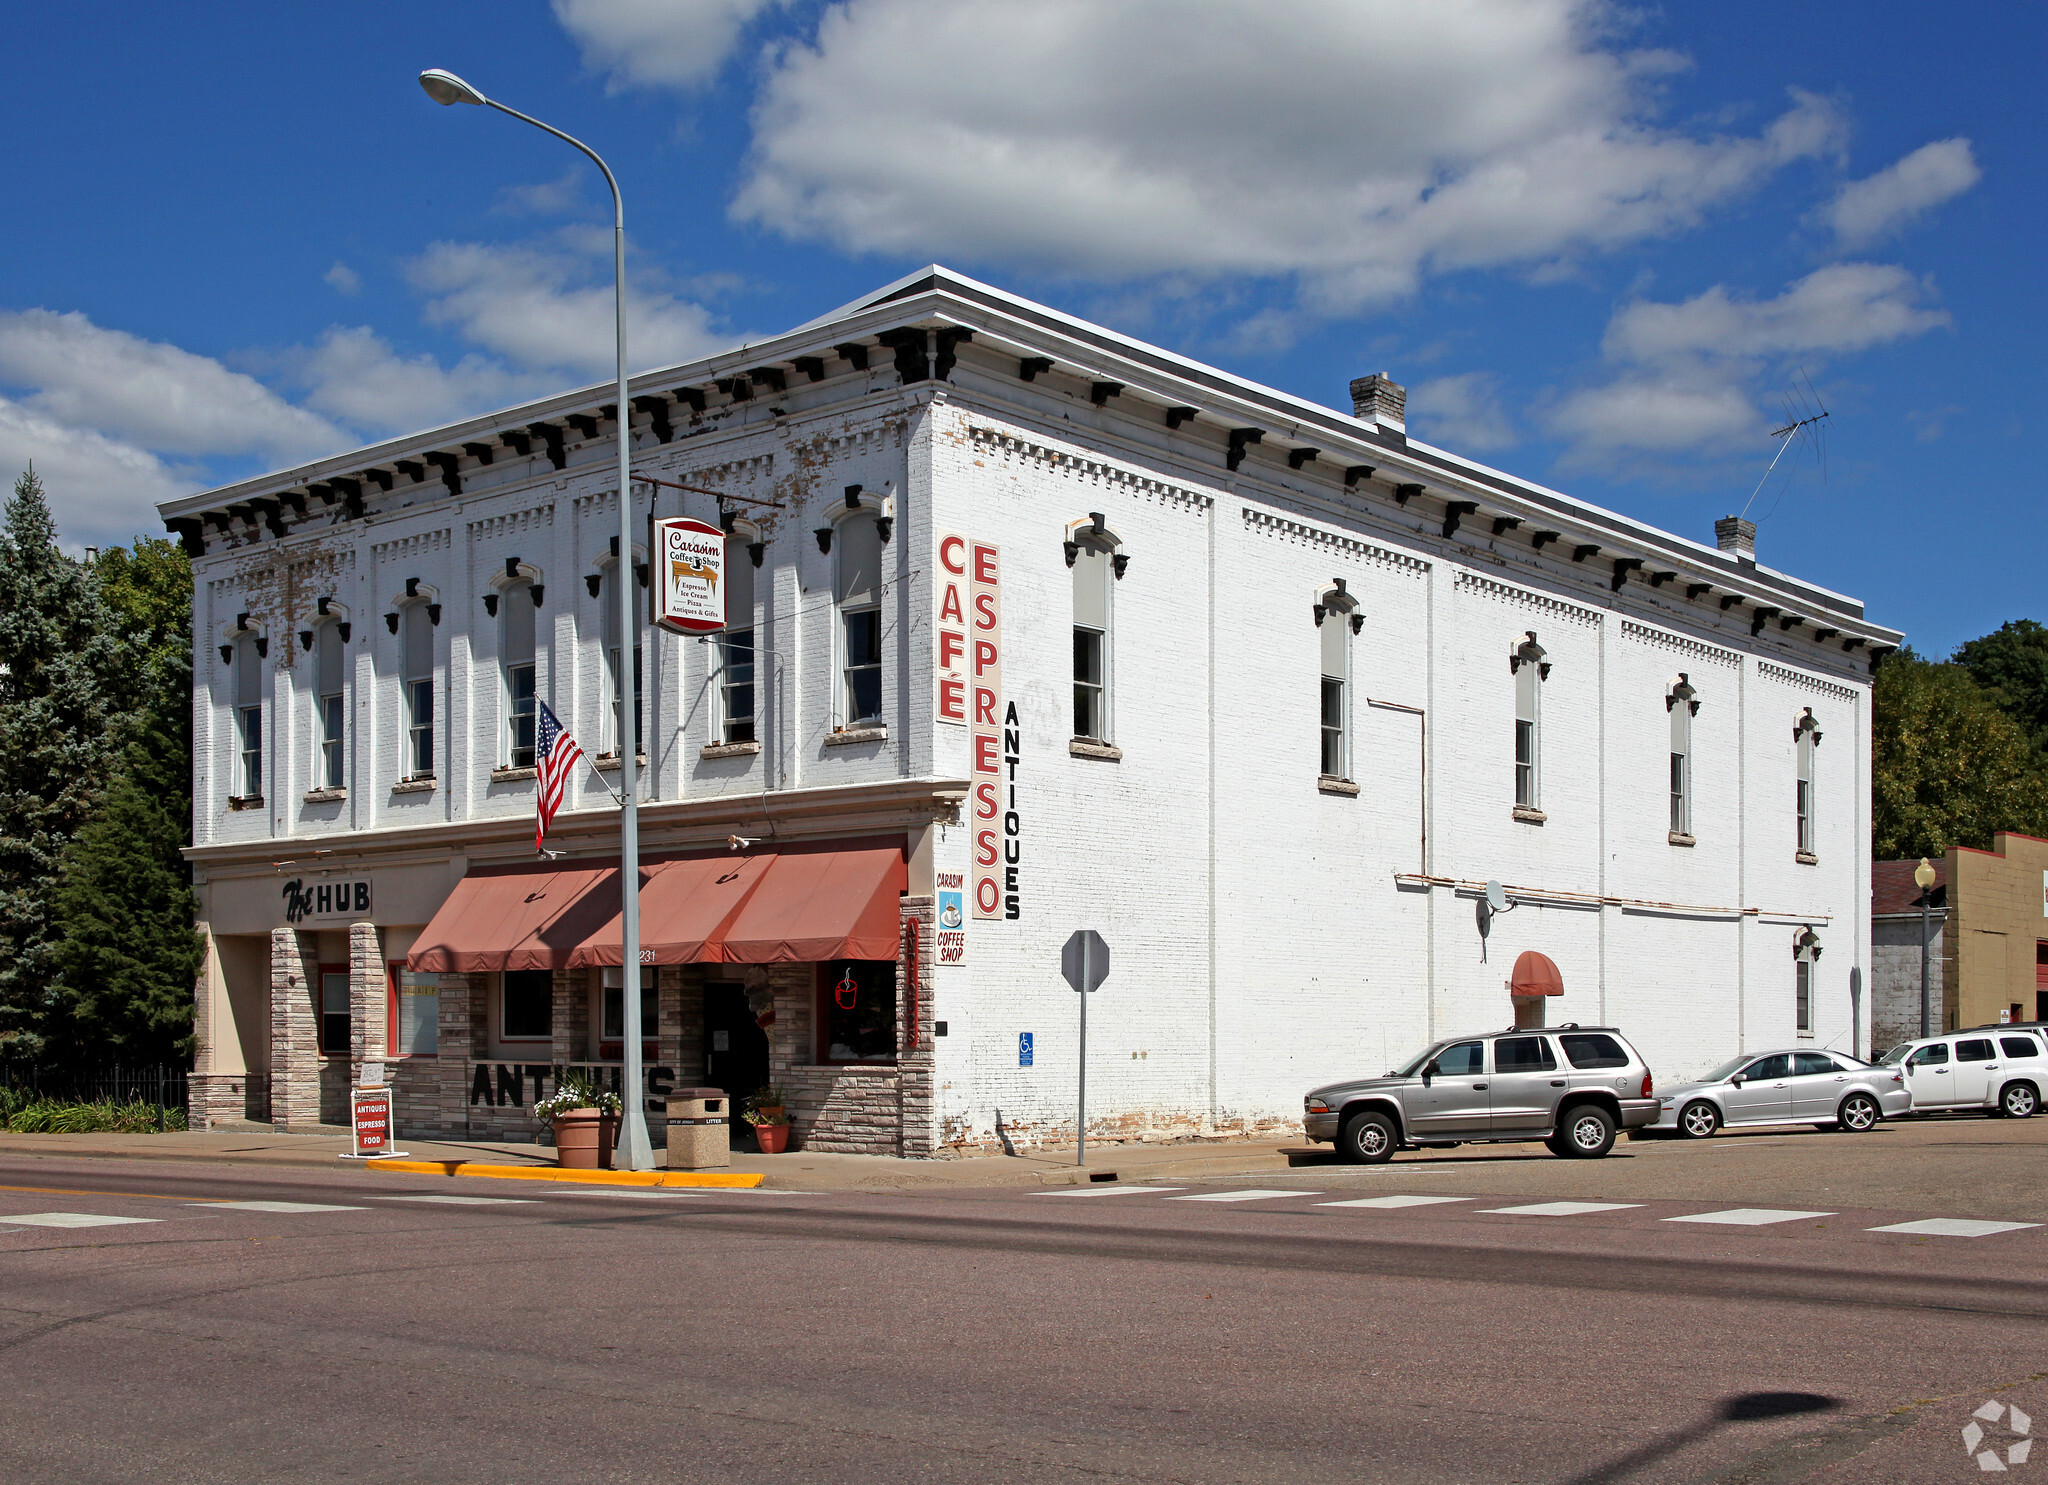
652, 516, 726, 634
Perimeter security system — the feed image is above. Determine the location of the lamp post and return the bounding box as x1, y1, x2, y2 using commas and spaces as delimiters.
420, 69, 654, 1170
1914, 856, 1937, 1039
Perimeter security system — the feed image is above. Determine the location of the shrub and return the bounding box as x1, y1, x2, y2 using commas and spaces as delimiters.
0, 1096, 186, 1133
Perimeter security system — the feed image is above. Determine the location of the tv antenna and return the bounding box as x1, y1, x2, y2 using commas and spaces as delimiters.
1740, 372, 1830, 521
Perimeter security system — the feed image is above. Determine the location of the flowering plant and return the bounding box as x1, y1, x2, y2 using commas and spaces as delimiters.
743, 1086, 789, 1127
534, 1074, 622, 1124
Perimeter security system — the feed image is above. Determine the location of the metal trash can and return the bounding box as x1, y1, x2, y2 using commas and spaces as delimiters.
665, 1087, 730, 1170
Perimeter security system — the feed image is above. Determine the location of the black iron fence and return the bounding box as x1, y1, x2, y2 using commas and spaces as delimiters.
0, 1063, 190, 1114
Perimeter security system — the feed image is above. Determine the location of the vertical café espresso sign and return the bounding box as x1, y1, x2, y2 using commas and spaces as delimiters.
936, 534, 1014, 920
652, 516, 727, 634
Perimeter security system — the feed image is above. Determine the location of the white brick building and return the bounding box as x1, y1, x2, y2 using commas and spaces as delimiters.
166, 267, 1900, 1153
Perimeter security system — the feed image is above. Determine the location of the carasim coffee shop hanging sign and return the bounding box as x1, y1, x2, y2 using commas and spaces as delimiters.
652, 516, 726, 634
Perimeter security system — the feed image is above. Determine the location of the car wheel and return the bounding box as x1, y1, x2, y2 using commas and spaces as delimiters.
1837, 1093, 1881, 1132
1678, 1100, 1720, 1140
2001, 1082, 2038, 1120
1555, 1105, 1617, 1158
1337, 1110, 1397, 1164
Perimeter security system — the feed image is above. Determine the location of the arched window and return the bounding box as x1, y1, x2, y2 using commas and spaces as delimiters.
401, 601, 435, 779
1316, 581, 1357, 780
835, 512, 883, 727
314, 620, 346, 790
598, 561, 643, 756
1510, 632, 1548, 811
721, 536, 757, 744
1794, 927, 1822, 1034
1794, 708, 1822, 859
1068, 517, 1118, 743
502, 580, 538, 767
233, 633, 263, 798
1667, 674, 1698, 839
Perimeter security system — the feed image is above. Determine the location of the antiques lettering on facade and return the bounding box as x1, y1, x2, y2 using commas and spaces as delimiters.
469, 1062, 677, 1111
281, 878, 371, 923
1001, 700, 1022, 919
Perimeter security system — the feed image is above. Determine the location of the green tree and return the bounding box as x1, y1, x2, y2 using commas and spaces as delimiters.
1954, 619, 2048, 755
47, 536, 200, 1066
1872, 648, 2048, 858
0, 468, 128, 1060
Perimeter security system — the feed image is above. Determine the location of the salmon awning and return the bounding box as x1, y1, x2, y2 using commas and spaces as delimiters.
566, 853, 776, 967
1510, 950, 1565, 997
408, 859, 631, 973
715, 842, 907, 963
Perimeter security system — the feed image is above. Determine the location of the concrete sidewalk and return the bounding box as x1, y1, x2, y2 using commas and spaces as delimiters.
0, 1128, 1302, 1191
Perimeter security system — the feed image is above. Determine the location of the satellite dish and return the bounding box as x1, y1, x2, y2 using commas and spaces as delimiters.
1485, 880, 1509, 914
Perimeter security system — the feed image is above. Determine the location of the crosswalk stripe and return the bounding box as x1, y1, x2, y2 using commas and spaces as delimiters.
1030, 1187, 1187, 1197
370, 1195, 536, 1205
188, 1201, 365, 1214
1168, 1189, 1318, 1203
1664, 1208, 1833, 1226
1317, 1195, 1472, 1209
0, 1211, 161, 1228
1480, 1201, 1642, 1217
1867, 1218, 2041, 1238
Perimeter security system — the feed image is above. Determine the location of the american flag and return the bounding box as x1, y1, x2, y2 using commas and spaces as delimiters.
535, 700, 584, 852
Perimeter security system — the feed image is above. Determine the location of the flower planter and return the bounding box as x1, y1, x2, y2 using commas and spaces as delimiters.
552, 1107, 618, 1170
754, 1124, 790, 1154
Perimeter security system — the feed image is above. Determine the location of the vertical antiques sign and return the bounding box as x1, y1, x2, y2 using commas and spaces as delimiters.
651, 516, 726, 634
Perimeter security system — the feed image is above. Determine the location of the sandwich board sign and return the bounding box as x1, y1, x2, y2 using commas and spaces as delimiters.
341, 1066, 406, 1160
652, 516, 727, 635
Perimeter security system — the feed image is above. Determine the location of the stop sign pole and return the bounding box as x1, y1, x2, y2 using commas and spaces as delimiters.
1061, 930, 1109, 1166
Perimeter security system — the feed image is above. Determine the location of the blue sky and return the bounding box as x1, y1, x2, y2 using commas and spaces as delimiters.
0, 2, 2035, 656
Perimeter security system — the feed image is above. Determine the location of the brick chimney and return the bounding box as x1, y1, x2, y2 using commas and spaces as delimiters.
1350, 372, 1406, 441
1714, 515, 1756, 561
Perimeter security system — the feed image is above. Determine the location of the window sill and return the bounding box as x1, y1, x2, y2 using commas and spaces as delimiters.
1795, 850, 1819, 866
701, 740, 762, 760
1667, 830, 1695, 847
592, 753, 647, 772
825, 726, 887, 747
226, 794, 264, 811
303, 787, 347, 804
1070, 739, 1123, 762
391, 777, 437, 795
1512, 804, 1547, 824
1317, 776, 1360, 797
491, 766, 538, 783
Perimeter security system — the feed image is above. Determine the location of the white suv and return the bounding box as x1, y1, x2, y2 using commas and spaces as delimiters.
1877, 1028, 2048, 1119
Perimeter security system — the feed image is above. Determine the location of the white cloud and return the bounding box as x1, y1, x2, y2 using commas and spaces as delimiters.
494, 168, 587, 217
717, 0, 1844, 307
0, 309, 346, 461
284, 326, 555, 437
0, 395, 196, 547
1549, 262, 1950, 459
1825, 138, 1979, 249
1411, 372, 1517, 451
324, 261, 362, 295
553, 0, 784, 89
407, 239, 741, 377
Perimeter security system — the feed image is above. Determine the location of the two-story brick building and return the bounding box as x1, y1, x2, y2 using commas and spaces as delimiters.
164, 266, 1899, 1154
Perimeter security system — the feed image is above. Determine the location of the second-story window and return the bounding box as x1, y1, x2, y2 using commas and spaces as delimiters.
1318, 586, 1354, 779
234, 633, 262, 798
503, 581, 537, 767
1667, 674, 1696, 838
721, 539, 756, 744
315, 621, 345, 790
1071, 531, 1113, 742
600, 565, 642, 757
402, 601, 434, 778
1512, 632, 1547, 811
1795, 707, 1821, 858
836, 513, 883, 727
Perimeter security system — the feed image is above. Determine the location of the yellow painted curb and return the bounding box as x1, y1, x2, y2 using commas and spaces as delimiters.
361, 1158, 764, 1189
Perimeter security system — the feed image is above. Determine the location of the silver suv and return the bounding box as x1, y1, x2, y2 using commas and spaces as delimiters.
1304, 1026, 1660, 1163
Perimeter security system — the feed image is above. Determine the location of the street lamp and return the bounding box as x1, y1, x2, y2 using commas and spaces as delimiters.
1914, 856, 1937, 1038
420, 68, 654, 1170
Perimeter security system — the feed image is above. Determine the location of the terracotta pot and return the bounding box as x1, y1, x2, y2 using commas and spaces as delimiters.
552, 1108, 618, 1169
754, 1123, 790, 1154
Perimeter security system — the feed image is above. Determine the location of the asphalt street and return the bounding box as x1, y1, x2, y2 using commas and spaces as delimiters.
3, 1127, 2045, 1484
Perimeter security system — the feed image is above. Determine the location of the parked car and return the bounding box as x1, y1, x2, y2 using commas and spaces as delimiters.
1643, 1048, 1907, 1138
1877, 1029, 2048, 1119
1303, 1025, 1659, 1163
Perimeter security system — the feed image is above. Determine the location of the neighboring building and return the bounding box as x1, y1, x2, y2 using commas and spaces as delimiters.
162, 267, 1899, 1154
1873, 834, 2048, 1049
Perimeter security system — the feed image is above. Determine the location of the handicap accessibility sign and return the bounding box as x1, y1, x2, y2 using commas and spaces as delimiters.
1019, 1032, 1033, 1067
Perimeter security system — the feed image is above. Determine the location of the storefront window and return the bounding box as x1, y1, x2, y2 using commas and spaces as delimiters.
319, 968, 350, 1055
502, 969, 553, 1041
818, 960, 897, 1064
389, 965, 438, 1057
601, 967, 658, 1041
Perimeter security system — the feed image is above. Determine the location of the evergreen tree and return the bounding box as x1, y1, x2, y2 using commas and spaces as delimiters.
1954, 619, 2048, 755
48, 536, 200, 1066
1872, 648, 2048, 859
0, 468, 127, 1061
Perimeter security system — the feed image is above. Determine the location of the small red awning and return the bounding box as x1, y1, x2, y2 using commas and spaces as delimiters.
715, 842, 907, 963
567, 853, 775, 967
408, 860, 632, 973
1510, 950, 1565, 997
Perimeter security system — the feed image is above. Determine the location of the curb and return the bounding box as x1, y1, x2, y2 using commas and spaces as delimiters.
363, 1158, 764, 1188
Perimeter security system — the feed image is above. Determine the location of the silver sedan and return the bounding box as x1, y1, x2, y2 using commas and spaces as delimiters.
1644, 1048, 1909, 1138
